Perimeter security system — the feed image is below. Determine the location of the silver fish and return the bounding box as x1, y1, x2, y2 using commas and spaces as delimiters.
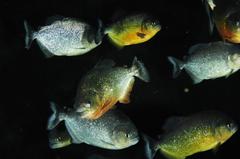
24, 17, 104, 57
47, 102, 139, 150
168, 41, 240, 84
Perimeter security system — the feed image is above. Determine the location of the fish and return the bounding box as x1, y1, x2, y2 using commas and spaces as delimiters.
24, 16, 104, 57
203, 0, 240, 43
47, 102, 139, 150
105, 14, 161, 48
48, 128, 72, 149
143, 111, 238, 159
74, 56, 150, 119
168, 41, 240, 84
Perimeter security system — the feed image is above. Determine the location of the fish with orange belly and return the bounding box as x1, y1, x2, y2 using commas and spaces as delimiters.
74, 57, 149, 119
203, 0, 240, 43
105, 14, 161, 48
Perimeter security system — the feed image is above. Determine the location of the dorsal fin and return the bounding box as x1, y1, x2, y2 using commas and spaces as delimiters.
162, 116, 186, 132
188, 43, 209, 54
94, 59, 116, 69
45, 15, 67, 25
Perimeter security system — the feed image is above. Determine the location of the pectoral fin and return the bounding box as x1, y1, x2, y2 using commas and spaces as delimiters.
212, 142, 221, 154
119, 78, 135, 104
225, 69, 234, 78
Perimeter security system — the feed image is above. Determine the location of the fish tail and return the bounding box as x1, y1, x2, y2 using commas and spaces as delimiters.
24, 20, 35, 49
142, 133, 159, 159
202, 0, 215, 34
131, 56, 150, 82
95, 19, 105, 44
167, 56, 185, 78
48, 129, 72, 149
47, 102, 65, 130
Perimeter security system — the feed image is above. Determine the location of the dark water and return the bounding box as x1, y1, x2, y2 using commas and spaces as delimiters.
0, 0, 239, 159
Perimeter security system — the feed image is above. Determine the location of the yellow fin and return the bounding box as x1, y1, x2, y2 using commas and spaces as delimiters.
119, 78, 135, 104
160, 149, 185, 159
107, 35, 125, 49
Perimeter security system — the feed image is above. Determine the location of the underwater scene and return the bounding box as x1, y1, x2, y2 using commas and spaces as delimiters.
0, 0, 240, 159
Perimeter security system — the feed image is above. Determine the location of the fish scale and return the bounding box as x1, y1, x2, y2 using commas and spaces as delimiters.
168, 41, 240, 84
24, 17, 103, 57
47, 104, 139, 150
74, 57, 149, 119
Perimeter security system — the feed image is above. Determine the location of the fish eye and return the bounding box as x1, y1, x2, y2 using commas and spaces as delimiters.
86, 103, 91, 107
152, 21, 157, 25
227, 123, 231, 128
82, 102, 91, 108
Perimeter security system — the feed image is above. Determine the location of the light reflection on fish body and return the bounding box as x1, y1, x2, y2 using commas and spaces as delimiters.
47, 103, 139, 150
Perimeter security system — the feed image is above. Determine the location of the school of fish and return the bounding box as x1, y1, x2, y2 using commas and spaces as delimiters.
21, 1, 240, 159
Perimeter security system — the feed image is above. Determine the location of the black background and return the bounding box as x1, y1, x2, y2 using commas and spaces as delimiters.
0, 0, 239, 159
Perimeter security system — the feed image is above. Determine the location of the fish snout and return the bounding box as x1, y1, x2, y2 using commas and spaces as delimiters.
112, 126, 139, 149
228, 122, 238, 133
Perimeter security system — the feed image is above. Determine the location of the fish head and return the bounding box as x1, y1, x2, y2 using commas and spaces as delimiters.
110, 124, 139, 149
228, 53, 240, 69
214, 117, 238, 144
94, 19, 105, 45
141, 16, 161, 36
219, 10, 240, 43
75, 91, 101, 119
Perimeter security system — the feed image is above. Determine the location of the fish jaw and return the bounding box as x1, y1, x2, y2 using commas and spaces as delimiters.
116, 137, 139, 149
108, 26, 160, 46
216, 20, 240, 43
111, 135, 139, 150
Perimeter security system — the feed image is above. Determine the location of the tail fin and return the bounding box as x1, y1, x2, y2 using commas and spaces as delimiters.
24, 20, 35, 49
48, 129, 72, 149
142, 133, 159, 159
202, 0, 215, 34
132, 57, 150, 82
47, 102, 64, 130
95, 19, 105, 44
167, 56, 185, 78
104, 25, 125, 49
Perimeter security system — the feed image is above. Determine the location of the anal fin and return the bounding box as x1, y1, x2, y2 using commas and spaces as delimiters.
185, 69, 203, 84
37, 41, 54, 58
119, 78, 135, 104
90, 98, 118, 119
160, 149, 185, 159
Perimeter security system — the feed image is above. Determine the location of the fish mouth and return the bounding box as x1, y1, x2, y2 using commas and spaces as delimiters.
129, 137, 139, 145
117, 137, 139, 149
232, 124, 238, 134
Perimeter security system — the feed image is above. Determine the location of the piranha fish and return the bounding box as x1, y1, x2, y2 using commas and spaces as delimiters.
48, 128, 72, 149
203, 0, 240, 43
24, 16, 104, 57
168, 41, 240, 84
47, 103, 139, 150
74, 56, 149, 119
105, 14, 161, 48
143, 111, 238, 159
